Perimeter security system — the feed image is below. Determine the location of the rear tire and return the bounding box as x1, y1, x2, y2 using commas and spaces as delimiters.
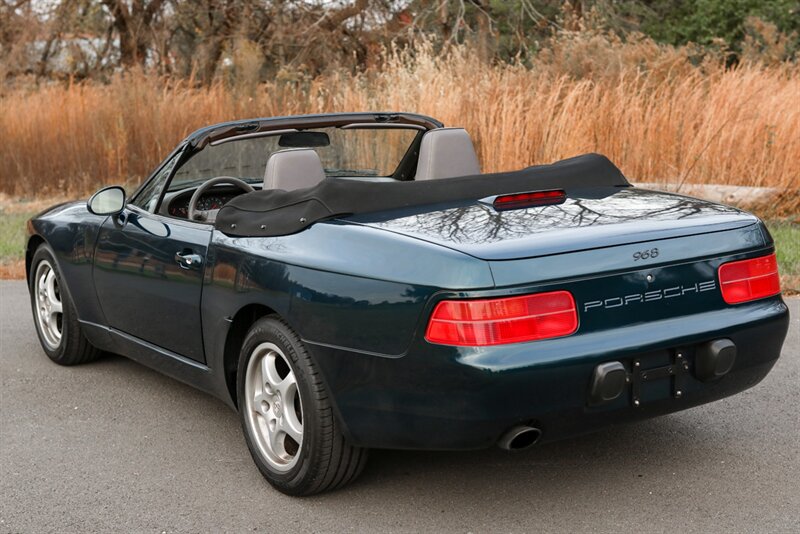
29, 244, 101, 366
237, 316, 368, 495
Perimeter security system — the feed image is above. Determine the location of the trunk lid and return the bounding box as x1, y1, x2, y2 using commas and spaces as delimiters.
346, 187, 759, 261
345, 186, 772, 330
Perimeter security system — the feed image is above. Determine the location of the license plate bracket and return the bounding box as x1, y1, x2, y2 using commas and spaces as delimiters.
630, 350, 691, 407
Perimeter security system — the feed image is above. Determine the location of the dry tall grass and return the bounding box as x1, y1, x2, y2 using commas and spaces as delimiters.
1, 42, 798, 213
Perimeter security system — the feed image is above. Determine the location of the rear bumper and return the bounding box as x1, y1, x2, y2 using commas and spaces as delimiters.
309, 296, 790, 450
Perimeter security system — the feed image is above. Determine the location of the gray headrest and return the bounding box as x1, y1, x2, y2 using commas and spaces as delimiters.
415, 128, 481, 181
263, 148, 326, 191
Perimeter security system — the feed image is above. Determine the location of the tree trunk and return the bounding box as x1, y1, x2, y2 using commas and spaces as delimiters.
102, 0, 166, 69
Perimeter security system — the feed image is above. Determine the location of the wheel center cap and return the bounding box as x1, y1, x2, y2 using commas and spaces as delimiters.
273, 400, 282, 416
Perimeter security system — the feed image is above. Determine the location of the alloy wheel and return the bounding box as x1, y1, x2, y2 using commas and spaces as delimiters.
33, 260, 63, 350
244, 342, 304, 472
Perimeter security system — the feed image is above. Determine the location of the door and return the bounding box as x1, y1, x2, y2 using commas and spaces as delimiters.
92, 145, 211, 363
93, 209, 211, 362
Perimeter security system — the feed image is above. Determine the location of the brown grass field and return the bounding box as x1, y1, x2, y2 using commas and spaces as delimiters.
0, 43, 798, 215
0, 40, 798, 285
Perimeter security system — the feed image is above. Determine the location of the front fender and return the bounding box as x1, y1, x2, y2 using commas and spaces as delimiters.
26, 201, 108, 326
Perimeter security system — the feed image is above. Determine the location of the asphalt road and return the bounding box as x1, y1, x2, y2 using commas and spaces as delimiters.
1, 280, 798, 533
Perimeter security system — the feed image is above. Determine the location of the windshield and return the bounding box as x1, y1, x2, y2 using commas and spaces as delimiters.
169, 126, 420, 192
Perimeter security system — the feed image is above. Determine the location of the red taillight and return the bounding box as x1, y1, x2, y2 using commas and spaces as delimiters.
718, 253, 781, 304
425, 291, 578, 346
493, 189, 566, 210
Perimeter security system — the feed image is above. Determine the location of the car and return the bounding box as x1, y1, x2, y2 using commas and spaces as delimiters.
26, 112, 790, 495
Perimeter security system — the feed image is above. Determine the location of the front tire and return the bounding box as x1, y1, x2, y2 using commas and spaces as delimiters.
29, 244, 100, 365
237, 316, 368, 495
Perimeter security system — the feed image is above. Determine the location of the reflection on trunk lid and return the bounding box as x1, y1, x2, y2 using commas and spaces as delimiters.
356, 188, 757, 260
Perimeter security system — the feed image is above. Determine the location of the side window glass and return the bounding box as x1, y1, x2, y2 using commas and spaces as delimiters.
131, 151, 181, 212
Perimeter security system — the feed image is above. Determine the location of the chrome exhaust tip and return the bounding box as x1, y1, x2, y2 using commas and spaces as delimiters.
498, 425, 542, 451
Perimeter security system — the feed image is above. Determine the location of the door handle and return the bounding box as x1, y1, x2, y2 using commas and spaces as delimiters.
175, 251, 203, 269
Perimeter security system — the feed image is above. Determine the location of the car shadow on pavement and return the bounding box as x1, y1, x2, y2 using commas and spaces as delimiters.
355, 416, 714, 482
85, 351, 748, 504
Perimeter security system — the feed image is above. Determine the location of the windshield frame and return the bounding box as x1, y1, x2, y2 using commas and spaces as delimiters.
188, 112, 442, 149
132, 112, 441, 215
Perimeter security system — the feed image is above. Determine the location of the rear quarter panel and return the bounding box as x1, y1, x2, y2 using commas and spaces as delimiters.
201, 221, 495, 385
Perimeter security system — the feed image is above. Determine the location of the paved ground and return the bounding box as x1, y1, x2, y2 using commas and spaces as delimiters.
1, 280, 798, 533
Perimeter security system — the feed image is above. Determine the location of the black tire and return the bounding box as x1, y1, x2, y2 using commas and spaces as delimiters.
29, 244, 101, 365
237, 316, 368, 496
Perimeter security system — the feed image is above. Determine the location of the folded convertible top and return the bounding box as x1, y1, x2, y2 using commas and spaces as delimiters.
215, 153, 629, 237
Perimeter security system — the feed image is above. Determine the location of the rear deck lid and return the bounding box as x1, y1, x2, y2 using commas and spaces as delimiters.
346, 187, 759, 260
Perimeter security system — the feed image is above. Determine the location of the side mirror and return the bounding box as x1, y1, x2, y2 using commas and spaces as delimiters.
87, 186, 126, 215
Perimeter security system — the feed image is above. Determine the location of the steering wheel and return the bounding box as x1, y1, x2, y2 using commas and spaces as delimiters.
187, 176, 255, 223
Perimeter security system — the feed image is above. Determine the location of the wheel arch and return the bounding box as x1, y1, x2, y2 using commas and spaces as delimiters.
222, 303, 277, 408
219, 302, 352, 442
25, 234, 46, 285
